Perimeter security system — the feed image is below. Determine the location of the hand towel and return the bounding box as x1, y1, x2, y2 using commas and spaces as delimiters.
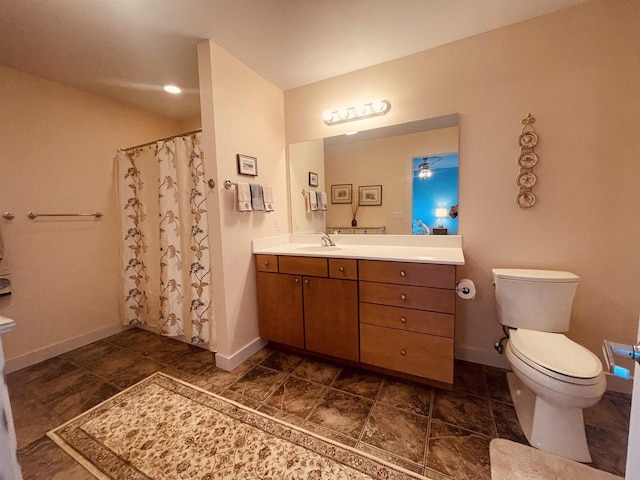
309, 191, 318, 211
263, 186, 274, 212
319, 192, 328, 211
250, 183, 264, 211
237, 182, 252, 212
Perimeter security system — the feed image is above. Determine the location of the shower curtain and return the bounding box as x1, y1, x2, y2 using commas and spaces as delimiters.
116, 132, 216, 349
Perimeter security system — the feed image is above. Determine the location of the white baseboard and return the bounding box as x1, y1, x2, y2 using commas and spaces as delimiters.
215, 337, 267, 372
455, 344, 511, 370
5, 324, 131, 374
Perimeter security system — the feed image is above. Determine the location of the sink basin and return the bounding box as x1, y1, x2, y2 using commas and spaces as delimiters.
295, 246, 342, 252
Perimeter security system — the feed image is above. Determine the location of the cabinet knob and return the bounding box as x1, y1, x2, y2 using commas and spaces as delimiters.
400, 294, 406, 300
400, 271, 406, 277
304, 279, 309, 285
294, 278, 299, 283
339, 266, 345, 272
264, 261, 269, 266
401, 350, 407, 356
400, 317, 407, 324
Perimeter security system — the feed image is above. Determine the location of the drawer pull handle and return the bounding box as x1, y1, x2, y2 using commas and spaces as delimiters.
294, 278, 300, 283
400, 271, 406, 277
400, 317, 407, 323
304, 279, 309, 285
339, 266, 345, 272
264, 261, 269, 266
400, 294, 407, 300
401, 350, 407, 356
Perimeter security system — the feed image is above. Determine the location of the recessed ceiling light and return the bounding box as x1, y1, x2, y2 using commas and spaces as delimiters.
163, 85, 181, 94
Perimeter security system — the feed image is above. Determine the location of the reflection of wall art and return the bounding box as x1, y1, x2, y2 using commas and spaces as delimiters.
359, 185, 382, 206
308, 172, 318, 187
331, 184, 352, 204
237, 154, 258, 176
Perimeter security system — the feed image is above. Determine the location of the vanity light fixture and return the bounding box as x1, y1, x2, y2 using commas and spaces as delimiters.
163, 85, 182, 94
322, 99, 391, 125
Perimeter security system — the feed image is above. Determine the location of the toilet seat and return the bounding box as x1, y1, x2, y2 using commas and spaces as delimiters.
509, 329, 603, 385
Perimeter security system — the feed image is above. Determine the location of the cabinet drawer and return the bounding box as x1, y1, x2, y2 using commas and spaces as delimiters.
360, 323, 453, 384
359, 302, 454, 338
256, 254, 278, 273
279, 256, 328, 277
358, 260, 455, 289
359, 281, 455, 314
329, 258, 358, 280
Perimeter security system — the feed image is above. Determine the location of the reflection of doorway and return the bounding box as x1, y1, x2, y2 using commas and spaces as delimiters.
412, 153, 459, 235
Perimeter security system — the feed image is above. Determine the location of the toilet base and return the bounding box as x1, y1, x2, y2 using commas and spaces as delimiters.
507, 372, 592, 463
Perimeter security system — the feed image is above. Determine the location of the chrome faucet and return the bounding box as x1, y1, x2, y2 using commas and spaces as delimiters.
319, 232, 335, 246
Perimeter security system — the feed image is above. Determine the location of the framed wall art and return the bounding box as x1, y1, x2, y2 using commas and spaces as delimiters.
237, 154, 258, 176
331, 184, 352, 204
308, 171, 318, 187
358, 185, 382, 206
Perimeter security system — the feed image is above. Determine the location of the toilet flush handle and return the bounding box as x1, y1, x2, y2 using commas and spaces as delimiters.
602, 339, 639, 380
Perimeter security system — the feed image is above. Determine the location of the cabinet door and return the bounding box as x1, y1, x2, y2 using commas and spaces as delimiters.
257, 272, 304, 348
303, 277, 359, 362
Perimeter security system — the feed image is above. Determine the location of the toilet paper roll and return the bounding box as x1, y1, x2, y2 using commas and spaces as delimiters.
456, 279, 476, 300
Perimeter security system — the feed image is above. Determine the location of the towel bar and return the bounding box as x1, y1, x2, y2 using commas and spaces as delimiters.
27, 212, 103, 219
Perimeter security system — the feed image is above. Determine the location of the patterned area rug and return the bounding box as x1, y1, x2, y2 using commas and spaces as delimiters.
48, 372, 428, 479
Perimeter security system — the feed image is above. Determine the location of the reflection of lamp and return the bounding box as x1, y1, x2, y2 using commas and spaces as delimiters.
436, 208, 448, 227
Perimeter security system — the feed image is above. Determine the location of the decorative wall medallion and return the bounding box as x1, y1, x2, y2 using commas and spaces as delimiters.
516, 172, 537, 188
517, 152, 538, 169
516, 114, 539, 208
518, 132, 539, 148
516, 191, 536, 208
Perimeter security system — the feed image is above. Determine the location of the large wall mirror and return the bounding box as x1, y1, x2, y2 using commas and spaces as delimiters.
288, 113, 459, 235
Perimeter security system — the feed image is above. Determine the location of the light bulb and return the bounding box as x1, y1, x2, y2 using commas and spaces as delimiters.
322, 110, 334, 122
426, 169, 433, 178
354, 104, 367, 116
338, 106, 350, 119
371, 99, 385, 112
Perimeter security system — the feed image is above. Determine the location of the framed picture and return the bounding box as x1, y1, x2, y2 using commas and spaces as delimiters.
308, 172, 318, 187
331, 184, 352, 204
237, 154, 258, 176
359, 185, 382, 206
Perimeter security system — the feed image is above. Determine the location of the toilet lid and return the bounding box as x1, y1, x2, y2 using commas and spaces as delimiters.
509, 329, 602, 379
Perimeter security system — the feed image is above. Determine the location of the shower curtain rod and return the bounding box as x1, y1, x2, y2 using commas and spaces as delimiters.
118, 128, 202, 152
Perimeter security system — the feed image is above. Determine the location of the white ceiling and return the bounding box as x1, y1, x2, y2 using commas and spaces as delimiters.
0, 0, 587, 121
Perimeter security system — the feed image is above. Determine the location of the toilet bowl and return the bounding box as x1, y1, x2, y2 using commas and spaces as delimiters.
505, 328, 606, 462
492, 268, 606, 463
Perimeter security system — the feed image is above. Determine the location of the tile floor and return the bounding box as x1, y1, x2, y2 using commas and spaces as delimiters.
6, 328, 631, 480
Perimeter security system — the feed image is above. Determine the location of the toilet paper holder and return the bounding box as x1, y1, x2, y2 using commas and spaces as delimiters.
456, 279, 476, 300
602, 339, 639, 380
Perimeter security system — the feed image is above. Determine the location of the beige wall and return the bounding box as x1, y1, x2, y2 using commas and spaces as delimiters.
284, 0, 640, 390
0, 65, 182, 365
288, 139, 326, 233
324, 127, 458, 234
198, 41, 287, 361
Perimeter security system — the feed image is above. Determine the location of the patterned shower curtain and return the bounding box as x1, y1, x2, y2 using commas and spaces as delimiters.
116, 132, 216, 349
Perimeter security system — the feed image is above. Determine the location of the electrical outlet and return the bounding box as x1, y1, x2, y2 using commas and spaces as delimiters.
275, 217, 281, 231
393, 211, 405, 220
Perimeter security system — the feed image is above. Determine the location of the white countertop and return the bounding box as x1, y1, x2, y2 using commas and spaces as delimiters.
252, 234, 465, 265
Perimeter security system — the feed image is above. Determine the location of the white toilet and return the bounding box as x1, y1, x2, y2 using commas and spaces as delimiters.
493, 268, 606, 463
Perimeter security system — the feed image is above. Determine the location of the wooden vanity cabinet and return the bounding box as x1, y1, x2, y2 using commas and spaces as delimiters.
256, 254, 457, 385
358, 260, 456, 384
255, 255, 359, 360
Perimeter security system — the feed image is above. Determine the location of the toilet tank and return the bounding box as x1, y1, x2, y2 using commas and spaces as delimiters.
493, 269, 579, 333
